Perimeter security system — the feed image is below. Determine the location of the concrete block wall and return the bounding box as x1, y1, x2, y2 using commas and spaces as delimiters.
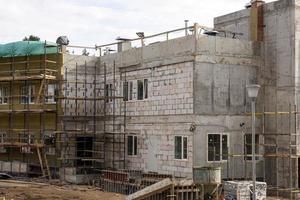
63, 55, 102, 117
121, 62, 193, 116
193, 115, 264, 180
214, 0, 299, 190
125, 116, 194, 178
60, 33, 260, 180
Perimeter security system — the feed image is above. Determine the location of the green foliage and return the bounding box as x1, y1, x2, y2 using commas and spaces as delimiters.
23, 35, 40, 41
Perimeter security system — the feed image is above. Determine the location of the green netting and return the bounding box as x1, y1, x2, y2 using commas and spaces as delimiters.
0, 41, 58, 57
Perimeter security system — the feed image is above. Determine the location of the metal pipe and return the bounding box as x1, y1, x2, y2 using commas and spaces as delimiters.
184, 20, 189, 36
251, 100, 256, 200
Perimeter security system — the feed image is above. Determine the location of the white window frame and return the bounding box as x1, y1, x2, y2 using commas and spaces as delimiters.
0, 85, 9, 105
123, 81, 134, 101
21, 85, 35, 104
207, 133, 229, 163
174, 136, 188, 160
20, 134, 34, 154
45, 84, 56, 104
137, 79, 148, 100
127, 135, 138, 156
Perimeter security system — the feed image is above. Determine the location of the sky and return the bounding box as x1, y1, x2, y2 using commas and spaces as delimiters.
0, 0, 275, 47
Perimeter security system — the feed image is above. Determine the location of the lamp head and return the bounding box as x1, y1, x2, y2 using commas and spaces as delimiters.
136, 32, 145, 38
246, 84, 260, 99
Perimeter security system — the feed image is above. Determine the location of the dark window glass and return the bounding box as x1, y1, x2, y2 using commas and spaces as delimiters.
175, 136, 187, 159
133, 136, 137, 155
127, 136, 133, 155
129, 82, 133, 100
144, 79, 148, 99
208, 134, 221, 161
222, 135, 228, 160
183, 137, 187, 159
175, 136, 182, 159
128, 135, 137, 156
123, 82, 128, 101
76, 137, 93, 166
105, 84, 109, 103
245, 134, 259, 160
137, 80, 143, 100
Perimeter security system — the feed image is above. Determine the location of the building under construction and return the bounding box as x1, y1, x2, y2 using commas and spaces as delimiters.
1, 0, 300, 199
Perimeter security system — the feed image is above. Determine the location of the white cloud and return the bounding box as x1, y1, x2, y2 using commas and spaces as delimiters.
0, 0, 275, 47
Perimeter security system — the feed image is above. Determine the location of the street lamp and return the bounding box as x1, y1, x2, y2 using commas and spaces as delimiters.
246, 84, 260, 200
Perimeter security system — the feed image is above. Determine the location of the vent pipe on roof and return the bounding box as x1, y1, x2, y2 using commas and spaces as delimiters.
184, 20, 189, 36
250, 0, 265, 41
56, 36, 69, 53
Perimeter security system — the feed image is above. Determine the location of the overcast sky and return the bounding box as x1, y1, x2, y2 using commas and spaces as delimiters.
0, 0, 274, 47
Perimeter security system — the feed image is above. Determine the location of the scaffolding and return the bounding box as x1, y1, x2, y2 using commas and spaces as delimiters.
1, 25, 299, 200
55, 24, 207, 177
0, 43, 128, 178
221, 105, 300, 199
57, 53, 127, 178
0, 41, 60, 177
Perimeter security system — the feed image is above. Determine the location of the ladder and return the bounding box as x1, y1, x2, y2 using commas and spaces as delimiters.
35, 140, 51, 180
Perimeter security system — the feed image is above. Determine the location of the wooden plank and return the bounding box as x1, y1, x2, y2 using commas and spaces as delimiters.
36, 145, 45, 177
0, 109, 56, 113
0, 179, 48, 187
43, 153, 51, 180
0, 60, 57, 66
0, 142, 44, 148
126, 178, 173, 200
0, 74, 56, 81
36, 79, 45, 104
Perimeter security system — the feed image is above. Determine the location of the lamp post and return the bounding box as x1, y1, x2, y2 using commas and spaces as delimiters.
246, 84, 260, 200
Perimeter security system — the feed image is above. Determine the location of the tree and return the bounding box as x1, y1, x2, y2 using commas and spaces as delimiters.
23, 35, 40, 41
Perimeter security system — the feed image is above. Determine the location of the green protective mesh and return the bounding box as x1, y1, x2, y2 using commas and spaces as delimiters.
0, 41, 58, 57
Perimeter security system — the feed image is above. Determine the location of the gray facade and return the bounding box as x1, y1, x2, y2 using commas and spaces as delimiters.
60, 33, 262, 181
59, 0, 300, 195
215, 0, 300, 192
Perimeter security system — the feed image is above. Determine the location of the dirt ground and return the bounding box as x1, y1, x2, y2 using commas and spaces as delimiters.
0, 180, 124, 200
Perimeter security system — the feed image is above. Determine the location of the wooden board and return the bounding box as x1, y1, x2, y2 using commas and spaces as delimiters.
126, 178, 173, 200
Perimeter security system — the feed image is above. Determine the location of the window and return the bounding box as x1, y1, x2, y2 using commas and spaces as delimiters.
123, 82, 128, 101
21, 85, 35, 104
244, 134, 259, 160
105, 84, 113, 102
0, 133, 6, 153
129, 82, 133, 100
76, 137, 93, 166
20, 134, 34, 153
208, 133, 228, 162
43, 132, 56, 155
0, 86, 9, 104
45, 84, 57, 103
175, 136, 188, 160
127, 135, 137, 156
123, 81, 133, 101
137, 79, 148, 100
144, 79, 148, 99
